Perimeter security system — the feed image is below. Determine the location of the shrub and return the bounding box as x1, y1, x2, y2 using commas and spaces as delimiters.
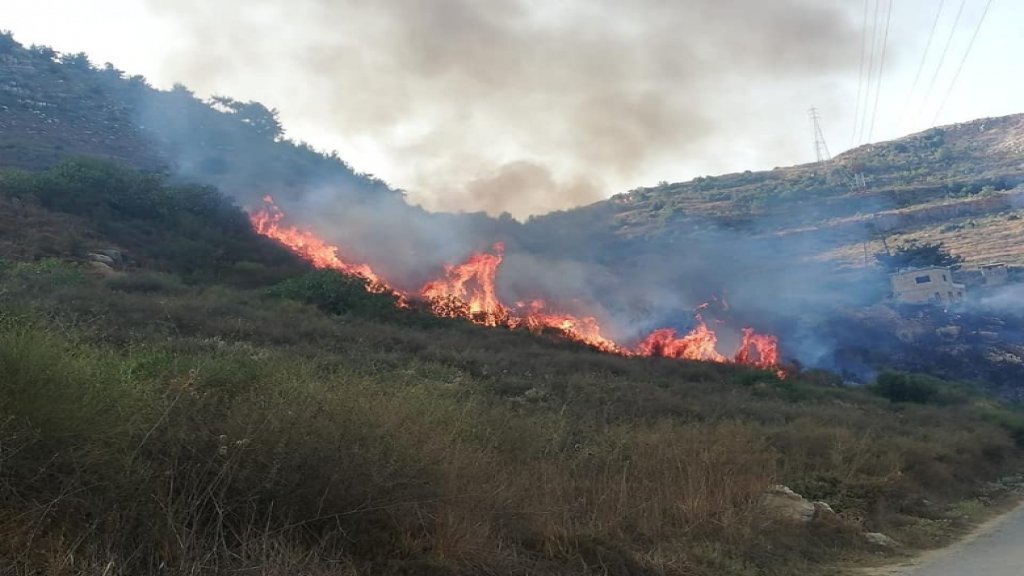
104, 271, 186, 294
267, 269, 401, 318
0, 258, 86, 290
870, 372, 969, 405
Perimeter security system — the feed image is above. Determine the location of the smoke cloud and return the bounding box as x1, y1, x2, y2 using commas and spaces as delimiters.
142, 0, 859, 217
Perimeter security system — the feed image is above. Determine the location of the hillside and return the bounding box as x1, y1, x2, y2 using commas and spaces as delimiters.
4, 155, 1024, 576
0, 32, 393, 202
4, 29, 1024, 574
3, 32, 1024, 392
6, 31, 1023, 274
529, 114, 1024, 268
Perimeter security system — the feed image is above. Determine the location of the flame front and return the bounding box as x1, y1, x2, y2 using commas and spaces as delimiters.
420, 243, 508, 326
634, 322, 727, 363
249, 197, 782, 373
512, 299, 623, 353
249, 196, 387, 289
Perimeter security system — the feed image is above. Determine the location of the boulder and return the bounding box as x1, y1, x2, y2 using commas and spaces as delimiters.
88, 261, 116, 277
92, 248, 123, 262
88, 253, 115, 266
760, 485, 815, 524
863, 532, 900, 548
812, 501, 837, 521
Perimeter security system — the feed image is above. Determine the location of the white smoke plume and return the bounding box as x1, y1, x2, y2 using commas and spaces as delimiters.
143, 0, 860, 217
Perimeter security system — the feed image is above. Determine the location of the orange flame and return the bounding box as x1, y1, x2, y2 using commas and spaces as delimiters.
249, 197, 783, 374
512, 300, 623, 353
250, 196, 389, 291
634, 321, 728, 363
420, 243, 508, 326
734, 328, 780, 371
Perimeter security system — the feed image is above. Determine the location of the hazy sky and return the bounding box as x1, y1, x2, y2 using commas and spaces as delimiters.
2, 0, 1020, 217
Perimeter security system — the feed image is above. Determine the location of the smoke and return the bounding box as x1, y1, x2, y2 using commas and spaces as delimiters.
978, 283, 1024, 314
126, 0, 919, 373
141, 0, 860, 217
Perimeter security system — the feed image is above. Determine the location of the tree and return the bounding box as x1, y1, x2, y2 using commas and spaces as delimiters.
29, 44, 57, 61
874, 240, 963, 272
0, 30, 17, 54
58, 52, 93, 70
209, 96, 283, 140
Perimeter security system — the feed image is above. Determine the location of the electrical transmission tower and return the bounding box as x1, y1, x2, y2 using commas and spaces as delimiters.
808, 107, 832, 163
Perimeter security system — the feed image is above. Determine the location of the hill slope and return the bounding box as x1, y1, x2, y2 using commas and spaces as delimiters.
4, 33, 1024, 393
526, 114, 1024, 268
3, 155, 1024, 576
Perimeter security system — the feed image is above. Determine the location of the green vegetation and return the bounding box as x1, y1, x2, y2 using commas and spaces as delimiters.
0, 32, 396, 205
0, 158, 307, 285
874, 240, 964, 272
268, 269, 405, 319
1, 159, 1023, 575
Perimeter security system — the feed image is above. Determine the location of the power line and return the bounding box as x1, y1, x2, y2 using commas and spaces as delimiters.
867, 0, 896, 142
858, 0, 883, 144
916, 0, 968, 128
900, 0, 946, 129
809, 107, 832, 163
932, 0, 996, 124
851, 0, 872, 147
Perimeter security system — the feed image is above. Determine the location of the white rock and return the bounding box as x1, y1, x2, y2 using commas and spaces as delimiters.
761, 484, 815, 524
863, 532, 900, 548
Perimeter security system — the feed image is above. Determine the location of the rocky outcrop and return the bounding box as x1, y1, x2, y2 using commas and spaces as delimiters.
87, 249, 123, 270
760, 485, 815, 524
88, 261, 115, 277
88, 253, 115, 266
863, 532, 900, 548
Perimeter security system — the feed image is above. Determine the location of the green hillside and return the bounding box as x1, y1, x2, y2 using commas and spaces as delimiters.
0, 32, 398, 206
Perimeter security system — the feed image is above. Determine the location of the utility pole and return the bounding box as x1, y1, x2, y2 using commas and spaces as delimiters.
853, 172, 867, 190
808, 107, 832, 164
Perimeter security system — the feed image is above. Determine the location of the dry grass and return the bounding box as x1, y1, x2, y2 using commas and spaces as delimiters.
2, 264, 1023, 575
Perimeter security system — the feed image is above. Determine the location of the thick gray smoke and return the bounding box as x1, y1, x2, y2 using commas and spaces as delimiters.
143, 0, 859, 218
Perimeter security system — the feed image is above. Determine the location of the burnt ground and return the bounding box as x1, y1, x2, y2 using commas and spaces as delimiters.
823, 302, 1024, 401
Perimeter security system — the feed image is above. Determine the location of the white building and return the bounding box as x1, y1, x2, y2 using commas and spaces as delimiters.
890, 266, 966, 305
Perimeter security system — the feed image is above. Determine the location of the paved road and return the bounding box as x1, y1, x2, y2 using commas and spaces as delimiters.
893, 505, 1024, 576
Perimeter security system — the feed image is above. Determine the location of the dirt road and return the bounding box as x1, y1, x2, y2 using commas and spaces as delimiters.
875, 504, 1024, 576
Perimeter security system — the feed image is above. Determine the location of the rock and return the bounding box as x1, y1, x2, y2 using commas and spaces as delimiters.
88, 261, 115, 277
88, 253, 115, 266
92, 248, 123, 262
863, 532, 900, 548
812, 501, 837, 521
760, 485, 815, 524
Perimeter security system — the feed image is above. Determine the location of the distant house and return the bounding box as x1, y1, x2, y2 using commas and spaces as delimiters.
980, 263, 1009, 286
890, 266, 965, 305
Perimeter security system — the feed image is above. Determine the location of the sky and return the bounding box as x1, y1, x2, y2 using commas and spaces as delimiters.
1, 0, 1021, 218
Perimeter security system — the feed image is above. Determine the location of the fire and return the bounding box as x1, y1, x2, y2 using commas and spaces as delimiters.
634, 321, 727, 363
249, 196, 387, 290
734, 328, 780, 371
249, 197, 783, 374
512, 300, 622, 353
421, 243, 508, 326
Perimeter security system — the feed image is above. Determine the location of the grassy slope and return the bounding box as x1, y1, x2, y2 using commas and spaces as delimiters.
2, 160, 1024, 575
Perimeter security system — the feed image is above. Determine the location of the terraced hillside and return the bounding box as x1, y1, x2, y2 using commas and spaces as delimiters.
529, 114, 1024, 268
